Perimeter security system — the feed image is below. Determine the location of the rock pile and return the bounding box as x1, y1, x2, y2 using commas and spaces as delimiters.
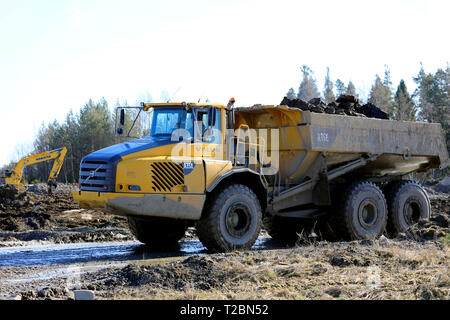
280, 95, 389, 119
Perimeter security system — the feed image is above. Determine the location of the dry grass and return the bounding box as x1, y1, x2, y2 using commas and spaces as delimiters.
94, 241, 449, 300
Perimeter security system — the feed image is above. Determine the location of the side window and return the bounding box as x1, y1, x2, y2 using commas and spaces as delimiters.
204, 108, 221, 143
193, 111, 208, 142
191, 108, 221, 143
184, 110, 194, 138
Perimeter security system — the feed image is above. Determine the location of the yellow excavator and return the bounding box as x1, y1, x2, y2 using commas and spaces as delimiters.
0, 147, 67, 194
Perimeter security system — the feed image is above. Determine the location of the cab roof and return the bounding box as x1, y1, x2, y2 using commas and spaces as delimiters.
141, 102, 226, 111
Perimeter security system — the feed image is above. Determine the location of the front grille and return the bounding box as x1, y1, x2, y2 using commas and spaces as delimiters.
150, 162, 184, 192
79, 160, 115, 192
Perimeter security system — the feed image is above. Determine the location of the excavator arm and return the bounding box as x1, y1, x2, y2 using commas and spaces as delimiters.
46, 147, 68, 192
0, 147, 67, 193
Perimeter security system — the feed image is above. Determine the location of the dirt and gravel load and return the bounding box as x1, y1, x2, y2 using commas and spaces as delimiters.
280, 95, 389, 119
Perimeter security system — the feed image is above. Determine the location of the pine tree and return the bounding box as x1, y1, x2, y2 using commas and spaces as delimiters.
62, 110, 80, 182
383, 65, 393, 90
78, 98, 114, 154
368, 74, 394, 117
346, 81, 358, 97
393, 80, 416, 121
335, 79, 346, 97
382, 65, 394, 115
413, 63, 449, 124
286, 88, 296, 100
297, 65, 320, 101
323, 67, 335, 104
413, 64, 449, 165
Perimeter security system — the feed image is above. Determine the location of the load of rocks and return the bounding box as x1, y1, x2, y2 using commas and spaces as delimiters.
280, 95, 389, 119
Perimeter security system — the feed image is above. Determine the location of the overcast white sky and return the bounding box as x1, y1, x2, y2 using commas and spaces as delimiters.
0, 0, 448, 166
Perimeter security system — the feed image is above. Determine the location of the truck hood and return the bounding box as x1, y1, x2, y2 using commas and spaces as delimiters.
82, 137, 176, 163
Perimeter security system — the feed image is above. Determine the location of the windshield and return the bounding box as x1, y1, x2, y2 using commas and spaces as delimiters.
150, 108, 193, 138
147, 106, 221, 142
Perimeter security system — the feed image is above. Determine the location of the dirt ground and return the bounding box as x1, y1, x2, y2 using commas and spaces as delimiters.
0, 183, 448, 300
0, 184, 133, 245
1, 238, 448, 300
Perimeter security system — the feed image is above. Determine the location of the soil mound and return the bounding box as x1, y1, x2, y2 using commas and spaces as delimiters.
90, 255, 229, 292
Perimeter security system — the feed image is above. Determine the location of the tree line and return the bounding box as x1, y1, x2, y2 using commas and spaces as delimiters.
288, 64, 449, 123
2, 98, 155, 184
1, 63, 448, 184
1, 98, 116, 184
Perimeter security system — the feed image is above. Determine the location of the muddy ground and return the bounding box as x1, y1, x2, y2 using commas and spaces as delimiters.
1, 238, 448, 300
0, 184, 133, 245
0, 183, 448, 300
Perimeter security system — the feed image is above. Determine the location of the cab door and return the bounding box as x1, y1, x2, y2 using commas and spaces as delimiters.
192, 107, 223, 160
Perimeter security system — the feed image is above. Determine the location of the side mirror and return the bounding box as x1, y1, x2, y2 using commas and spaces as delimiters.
208, 107, 216, 127
119, 109, 125, 126
117, 127, 123, 135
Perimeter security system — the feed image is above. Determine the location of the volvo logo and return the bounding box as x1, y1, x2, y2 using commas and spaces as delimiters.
89, 171, 95, 177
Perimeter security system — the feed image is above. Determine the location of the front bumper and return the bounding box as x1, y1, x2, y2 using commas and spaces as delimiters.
72, 190, 205, 220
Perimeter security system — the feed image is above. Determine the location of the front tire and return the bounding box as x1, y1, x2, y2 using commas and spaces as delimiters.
196, 184, 262, 252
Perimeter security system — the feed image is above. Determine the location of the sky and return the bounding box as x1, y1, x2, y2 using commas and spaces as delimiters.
0, 0, 448, 166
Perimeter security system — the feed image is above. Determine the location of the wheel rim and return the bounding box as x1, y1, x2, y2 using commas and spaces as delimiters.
358, 200, 378, 229
225, 203, 251, 238
403, 199, 421, 225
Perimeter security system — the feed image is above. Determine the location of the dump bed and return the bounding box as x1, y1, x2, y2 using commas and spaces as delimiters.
302, 111, 449, 174
301, 111, 447, 162
234, 105, 449, 180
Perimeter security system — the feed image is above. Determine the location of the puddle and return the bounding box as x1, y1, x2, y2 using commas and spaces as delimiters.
0, 237, 285, 267
7, 263, 127, 283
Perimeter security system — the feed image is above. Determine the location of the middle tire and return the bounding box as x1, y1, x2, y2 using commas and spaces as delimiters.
330, 181, 388, 240
196, 184, 262, 252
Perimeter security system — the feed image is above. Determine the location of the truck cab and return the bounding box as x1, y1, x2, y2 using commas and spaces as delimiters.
73, 101, 268, 251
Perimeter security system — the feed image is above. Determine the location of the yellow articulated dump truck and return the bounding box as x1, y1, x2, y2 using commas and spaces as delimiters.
72, 100, 449, 252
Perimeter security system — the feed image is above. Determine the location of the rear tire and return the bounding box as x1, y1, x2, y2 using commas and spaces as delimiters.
330, 181, 387, 240
196, 184, 262, 252
385, 180, 430, 236
127, 216, 188, 249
